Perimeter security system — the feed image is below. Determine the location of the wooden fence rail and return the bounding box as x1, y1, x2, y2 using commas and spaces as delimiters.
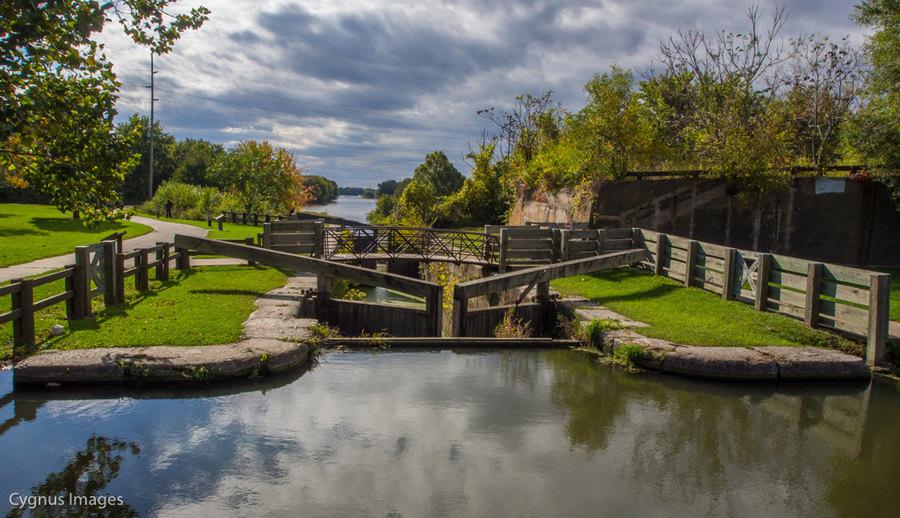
2, 240, 187, 355
635, 228, 891, 366
222, 211, 287, 226
174, 235, 444, 337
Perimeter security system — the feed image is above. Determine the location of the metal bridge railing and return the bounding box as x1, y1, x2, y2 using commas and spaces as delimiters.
323, 227, 500, 264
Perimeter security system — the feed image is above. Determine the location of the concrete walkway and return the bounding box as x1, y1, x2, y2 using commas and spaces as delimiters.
0, 216, 239, 283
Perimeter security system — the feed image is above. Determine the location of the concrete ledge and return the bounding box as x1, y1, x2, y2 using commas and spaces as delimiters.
13, 340, 309, 386
756, 346, 871, 380
562, 298, 872, 381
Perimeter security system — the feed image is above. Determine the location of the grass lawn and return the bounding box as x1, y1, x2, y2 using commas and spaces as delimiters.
0, 265, 288, 360
0, 204, 154, 267
874, 268, 900, 322
552, 267, 863, 355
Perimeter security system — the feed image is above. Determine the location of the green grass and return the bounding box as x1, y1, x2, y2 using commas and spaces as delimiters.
1, 265, 288, 359
0, 204, 153, 267
552, 267, 862, 354
873, 268, 900, 322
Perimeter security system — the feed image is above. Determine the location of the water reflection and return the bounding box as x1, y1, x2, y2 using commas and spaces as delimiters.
0, 351, 897, 517
6, 435, 140, 518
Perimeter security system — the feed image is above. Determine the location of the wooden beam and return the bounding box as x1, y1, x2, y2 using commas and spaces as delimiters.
455, 248, 648, 299
174, 235, 439, 298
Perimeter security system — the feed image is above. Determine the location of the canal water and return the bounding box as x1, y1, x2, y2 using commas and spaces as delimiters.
1, 350, 897, 517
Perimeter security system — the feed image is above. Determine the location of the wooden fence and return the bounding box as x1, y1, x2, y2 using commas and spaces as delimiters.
1, 240, 191, 354
451, 249, 649, 337
262, 220, 324, 257
174, 235, 444, 337
636, 229, 891, 366
222, 210, 287, 226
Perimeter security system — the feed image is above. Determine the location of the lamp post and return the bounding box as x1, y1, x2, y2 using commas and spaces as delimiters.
147, 52, 159, 201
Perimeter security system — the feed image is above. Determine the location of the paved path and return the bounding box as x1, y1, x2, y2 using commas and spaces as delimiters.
0, 216, 238, 283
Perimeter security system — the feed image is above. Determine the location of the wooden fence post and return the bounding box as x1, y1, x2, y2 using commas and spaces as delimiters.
722, 248, 737, 301
314, 220, 324, 259
631, 228, 642, 251
102, 240, 117, 305
137, 248, 150, 291
498, 228, 509, 273
253, 213, 259, 226
425, 284, 443, 337
64, 265, 76, 319
551, 228, 561, 263
73, 246, 92, 319
156, 242, 169, 281
654, 233, 667, 276
804, 262, 823, 328
754, 253, 771, 312
867, 273, 891, 366
560, 229, 570, 261
451, 286, 468, 337
685, 240, 698, 288
11, 278, 35, 351
598, 228, 607, 255
241, 212, 248, 225
116, 251, 126, 303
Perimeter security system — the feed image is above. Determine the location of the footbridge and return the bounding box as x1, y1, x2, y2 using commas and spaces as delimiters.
261, 220, 641, 272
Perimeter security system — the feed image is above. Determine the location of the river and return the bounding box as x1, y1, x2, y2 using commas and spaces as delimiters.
303, 195, 377, 224
1, 351, 897, 516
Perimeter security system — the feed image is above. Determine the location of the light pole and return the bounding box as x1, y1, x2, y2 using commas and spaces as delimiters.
146, 52, 159, 201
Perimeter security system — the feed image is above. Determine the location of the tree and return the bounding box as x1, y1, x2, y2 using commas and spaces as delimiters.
0, 1, 208, 221
443, 141, 510, 225
478, 91, 565, 165
300, 175, 339, 204
651, 5, 794, 191
568, 65, 662, 180
116, 114, 176, 204
208, 140, 310, 214
846, 0, 900, 206
376, 179, 399, 197
172, 137, 224, 187
781, 34, 865, 167
412, 151, 465, 197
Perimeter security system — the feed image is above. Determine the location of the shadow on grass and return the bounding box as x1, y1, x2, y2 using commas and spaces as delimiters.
577, 269, 683, 304
30, 216, 131, 233
188, 289, 280, 298
0, 228, 50, 238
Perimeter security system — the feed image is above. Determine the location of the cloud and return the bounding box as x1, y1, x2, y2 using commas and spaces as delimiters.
99, 0, 866, 187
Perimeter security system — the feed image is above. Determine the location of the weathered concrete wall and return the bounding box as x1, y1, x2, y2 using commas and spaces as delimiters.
508, 188, 591, 226
512, 177, 900, 267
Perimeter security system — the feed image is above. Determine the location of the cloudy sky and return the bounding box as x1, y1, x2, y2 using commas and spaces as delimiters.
98, 0, 869, 188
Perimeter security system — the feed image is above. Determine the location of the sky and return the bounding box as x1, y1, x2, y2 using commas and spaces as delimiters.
98, 0, 870, 188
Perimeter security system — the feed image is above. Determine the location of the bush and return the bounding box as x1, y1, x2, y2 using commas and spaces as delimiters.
141, 181, 225, 220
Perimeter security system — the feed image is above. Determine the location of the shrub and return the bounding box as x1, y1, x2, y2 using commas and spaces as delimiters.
142, 180, 225, 220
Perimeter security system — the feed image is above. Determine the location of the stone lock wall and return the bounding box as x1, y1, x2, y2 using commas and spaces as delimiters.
510, 177, 900, 267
